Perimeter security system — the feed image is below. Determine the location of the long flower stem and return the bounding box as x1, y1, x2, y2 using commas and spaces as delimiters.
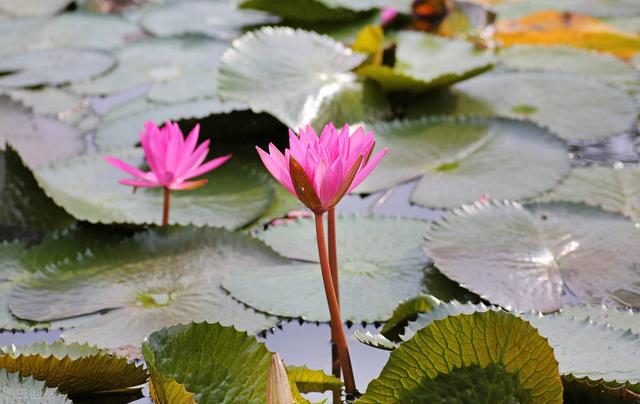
162, 187, 171, 226
327, 208, 341, 384
314, 213, 356, 396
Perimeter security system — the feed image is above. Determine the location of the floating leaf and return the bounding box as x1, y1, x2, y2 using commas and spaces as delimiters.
0, 341, 147, 395
73, 38, 226, 104
408, 72, 638, 141
0, 0, 74, 16
357, 31, 493, 91
224, 215, 430, 322
358, 310, 563, 403
424, 201, 640, 312
0, 369, 70, 403
238, 0, 400, 22
33, 148, 272, 228
559, 304, 640, 334
285, 366, 341, 394
380, 294, 441, 340
0, 97, 84, 167
494, 0, 640, 19
356, 117, 570, 208
141, 0, 278, 40
0, 49, 115, 88
353, 329, 399, 351
0, 14, 142, 57
537, 165, 640, 222
218, 27, 369, 129
9, 227, 283, 348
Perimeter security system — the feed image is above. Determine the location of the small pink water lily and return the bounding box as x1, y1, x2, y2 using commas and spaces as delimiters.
380, 7, 398, 26
256, 123, 387, 214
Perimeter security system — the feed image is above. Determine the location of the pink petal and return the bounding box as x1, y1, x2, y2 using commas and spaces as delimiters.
104, 156, 148, 180
257, 146, 295, 194
184, 154, 231, 179
349, 148, 388, 192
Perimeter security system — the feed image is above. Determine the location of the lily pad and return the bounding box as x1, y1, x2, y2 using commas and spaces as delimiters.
0, 97, 84, 167
0, 369, 70, 403
560, 304, 640, 334
72, 38, 225, 103
223, 215, 430, 322
353, 329, 399, 351
356, 117, 570, 208
407, 71, 638, 141
380, 294, 441, 340
0, 0, 73, 16
238, 0, 400, 22
0, 49, 115, 88
536, 165, 640, 222
494, 0, 640, 19
424, 201, 640, 312
0, 14, 142, 57
358, 310, 563, 403
357, 31, 493, 91
33, 148, 272, 228
141, 0, 278, 40
218, 27, 369, 129
9, 227, 284, 348
0, 341, 147, 395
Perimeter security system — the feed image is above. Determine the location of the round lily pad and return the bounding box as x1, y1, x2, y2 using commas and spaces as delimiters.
356, 117, 570, 208
0, 14, 142, 57
141, 0, 278, 40
218, 27, 369, 129
494, 0, 640, 19
223, 215, 430, 322
0, 369, 70, 403
33, 148, 272, 228
0, 97, 84, 168
357, 31, 493, 91
0, 49, 115, 88
408, 71, 638, 141
72, 38, 225, 103
536, 165, 640, 222
0, 0, 73, 16
424, 201, 640, 313
9, 227, 285, 349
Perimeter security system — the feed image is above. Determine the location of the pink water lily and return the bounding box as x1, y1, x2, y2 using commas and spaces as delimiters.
380, 7, 398, 26
256, 123, 387, 214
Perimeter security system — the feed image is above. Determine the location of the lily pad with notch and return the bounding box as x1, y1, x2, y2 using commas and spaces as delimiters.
0, 369, 70, 403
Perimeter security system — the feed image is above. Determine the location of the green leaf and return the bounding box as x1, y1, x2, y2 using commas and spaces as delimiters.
424, 201, 640, 312
353, 329, 399, 351
380, 294, 441, 340
0, 97, 84, 168
141, 0, 277, 40
356, 117, 570, 208
0, 0, 73, 16
223, 215, 431, 322
9, 227, 284, 348
0, 369, 70, 403
238, 0, 395, 22
536, 165, 640, 222
357, 31, 493, 91
358, 310, 563, 403
218, 27, 369, 129
407, 71, 638, 141
0, 13, 141, 57
243, 180, 303, 232
72, 38, 226, 104
0, 341, 147, 395
285, 366, 342, 394
0, 49, 115, 88
33, 148, 272, 228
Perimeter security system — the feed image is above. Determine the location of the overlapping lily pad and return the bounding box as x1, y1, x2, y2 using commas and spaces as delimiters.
33, 148, 272, 228
408, 71, 638, 141
239, 0, 405, 22
219, 27, 377, 129
356, 117, 570, 208
9, 228, 285, 348
424, 201, 640, 312
358, 310, 563, 403
537, 165, 640, 222
0, 369, 70, 403
0, 14, 142, 57
141, 0, 277, 40
223, 215, 430, 322
357, 31, 493, 91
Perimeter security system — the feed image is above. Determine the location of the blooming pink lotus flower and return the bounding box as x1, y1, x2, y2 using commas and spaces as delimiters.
256, 123, 387, 213
105, 121, 231, 191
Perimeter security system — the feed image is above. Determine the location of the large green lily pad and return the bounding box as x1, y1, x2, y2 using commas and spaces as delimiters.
424, 201, 640, 312
356, 117, 570, 208
73, 38, 226, 103
218, 27, 371, 129
33, 148, 272, 228
537, 165, 640, 222
238, 0, 408, 22
223, 215, 431, 322
0, 49, 115, 88
407, 71, 638, 141
141, 0, 277, 40
0, 369, 70, 403
9, 227, 284, 349
0, 97, 84, 168
358, 310, 563, 403
0, 14, 142, 57
358, 31, 493, 91
0, 0, 73, 16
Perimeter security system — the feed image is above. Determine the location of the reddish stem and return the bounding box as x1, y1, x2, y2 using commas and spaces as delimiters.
314, 213, 356, 396
162, 187, 171, 226
328, 208, 342, 385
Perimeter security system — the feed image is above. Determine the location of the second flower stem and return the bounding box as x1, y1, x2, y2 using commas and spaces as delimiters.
162, 187, 171, 226
314, 213, 356, 396
327, 208, 341, 384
